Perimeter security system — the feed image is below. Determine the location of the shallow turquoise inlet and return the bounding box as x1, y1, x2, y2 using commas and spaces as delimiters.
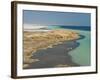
68, 29, 91, 66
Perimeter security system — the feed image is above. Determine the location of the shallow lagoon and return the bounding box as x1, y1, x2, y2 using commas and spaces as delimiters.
68, 29, 90, 66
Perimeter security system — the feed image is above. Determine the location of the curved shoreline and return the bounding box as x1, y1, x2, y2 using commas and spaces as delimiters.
24, 40, 80, 69
23, 30, 80, 68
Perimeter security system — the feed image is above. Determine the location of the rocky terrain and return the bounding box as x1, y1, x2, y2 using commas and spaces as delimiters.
23, 29, 80, 68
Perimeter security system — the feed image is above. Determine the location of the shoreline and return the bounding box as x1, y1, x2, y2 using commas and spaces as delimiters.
24, 40, 80, 69
23, 29, 80, 68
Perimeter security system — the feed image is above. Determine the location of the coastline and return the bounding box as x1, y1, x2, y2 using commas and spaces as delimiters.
23, 29, 80, 68
24, 40, 80, 69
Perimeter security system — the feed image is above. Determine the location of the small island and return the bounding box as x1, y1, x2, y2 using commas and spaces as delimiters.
23, 29, 80, 68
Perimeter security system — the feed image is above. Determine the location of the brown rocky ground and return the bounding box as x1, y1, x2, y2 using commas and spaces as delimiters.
23, 30, 80, 68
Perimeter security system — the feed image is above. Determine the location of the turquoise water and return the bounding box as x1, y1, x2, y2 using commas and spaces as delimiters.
48, 26, 91, 66
68, 29, 91, 66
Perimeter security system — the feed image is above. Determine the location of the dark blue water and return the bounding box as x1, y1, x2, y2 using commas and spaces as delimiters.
60, 26, 90, 31
48, 26, 90, 31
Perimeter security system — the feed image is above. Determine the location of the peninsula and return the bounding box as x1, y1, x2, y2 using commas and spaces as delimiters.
23, 29, 80, 68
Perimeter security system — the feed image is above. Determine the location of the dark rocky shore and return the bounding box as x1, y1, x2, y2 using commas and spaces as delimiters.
24, 40, 80, 69
23, 30, 80, 68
